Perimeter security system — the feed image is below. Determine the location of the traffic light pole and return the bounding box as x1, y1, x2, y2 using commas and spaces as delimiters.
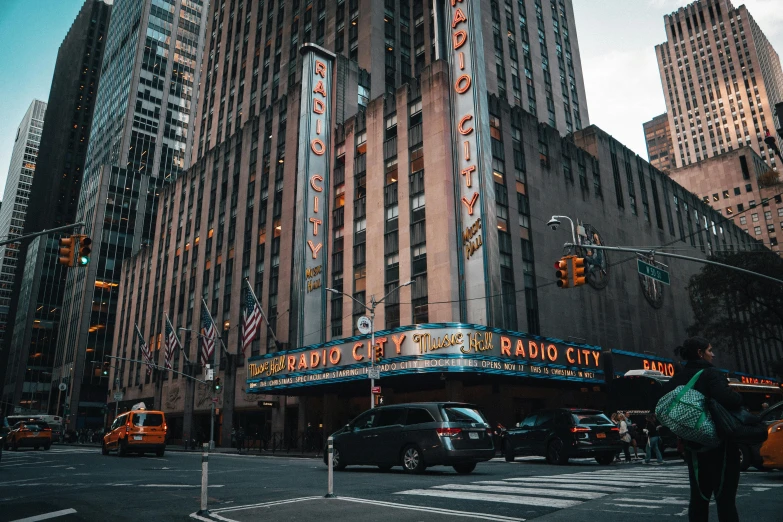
0, 221, 85, 247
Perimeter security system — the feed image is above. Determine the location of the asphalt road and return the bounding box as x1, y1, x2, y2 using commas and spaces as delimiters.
1, 445, 781, 522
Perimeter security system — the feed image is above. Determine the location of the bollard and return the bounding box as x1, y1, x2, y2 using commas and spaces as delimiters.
198, 443, 210, 515
325, 436, 335, 498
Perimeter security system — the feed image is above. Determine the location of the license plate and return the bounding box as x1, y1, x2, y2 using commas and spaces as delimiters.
134, 436, 143, 441
469, 432, 479, 440
596, 433, 606, 439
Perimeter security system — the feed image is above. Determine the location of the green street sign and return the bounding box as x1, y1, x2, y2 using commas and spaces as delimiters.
637, 259, 670, 285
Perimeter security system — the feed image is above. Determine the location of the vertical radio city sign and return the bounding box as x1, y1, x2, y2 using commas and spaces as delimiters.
293, 44, 335, 348
446, 0, 502, 325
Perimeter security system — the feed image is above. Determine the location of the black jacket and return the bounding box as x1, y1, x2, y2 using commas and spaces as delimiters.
665, 359, 743, 410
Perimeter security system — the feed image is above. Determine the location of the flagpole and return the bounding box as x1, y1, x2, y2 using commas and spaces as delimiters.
134, 323, 152, 369
244, 277, 281, 349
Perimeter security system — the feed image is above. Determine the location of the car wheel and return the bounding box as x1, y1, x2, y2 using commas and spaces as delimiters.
546, 438, 568, 465
13, 442, 19, 451
738, 444, 751, 472
101, 442, 109, 455
503, 440, 515, 462
453, 462, 477, 474
44, 443, 51, 451
118, 440, 128, 457
331, 447, 346, 470
401, 444, 426, 474
34, 446, 40, 451
156, 448, 165, 457
595, 454, 614, 466
378, 465, 393, 472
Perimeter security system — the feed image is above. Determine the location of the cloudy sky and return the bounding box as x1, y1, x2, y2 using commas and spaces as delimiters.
2, 0, 783, 201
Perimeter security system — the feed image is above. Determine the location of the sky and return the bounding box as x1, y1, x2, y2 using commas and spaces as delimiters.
2, 0, 783, 202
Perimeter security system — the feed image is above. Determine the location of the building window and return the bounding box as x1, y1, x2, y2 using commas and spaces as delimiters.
751, 213, 759, 222
754, 226, 761, 235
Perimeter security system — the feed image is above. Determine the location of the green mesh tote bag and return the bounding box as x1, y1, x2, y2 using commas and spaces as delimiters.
655, 370, 720, 448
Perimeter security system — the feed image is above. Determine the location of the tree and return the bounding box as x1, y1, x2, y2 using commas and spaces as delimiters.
687, 251, 783, 365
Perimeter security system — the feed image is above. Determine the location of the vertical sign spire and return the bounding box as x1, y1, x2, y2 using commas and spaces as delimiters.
446, 0, 502, 326
292, 44, 336, 348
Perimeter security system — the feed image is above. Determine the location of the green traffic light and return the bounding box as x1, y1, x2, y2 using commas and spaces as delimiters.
79, 256, 90, 265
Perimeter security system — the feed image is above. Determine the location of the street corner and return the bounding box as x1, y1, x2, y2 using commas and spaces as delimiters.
190, 496, 524, 522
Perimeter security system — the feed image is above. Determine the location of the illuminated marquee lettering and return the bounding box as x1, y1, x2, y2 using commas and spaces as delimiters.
247, 326, 603, 387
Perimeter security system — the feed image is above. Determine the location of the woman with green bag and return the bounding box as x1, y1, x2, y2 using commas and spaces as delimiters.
665, 337, 743, 522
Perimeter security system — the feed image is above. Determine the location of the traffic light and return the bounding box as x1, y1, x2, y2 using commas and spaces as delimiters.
102, 362, 109, 376
58, 236, 76, 267
374, 344, 383, 363
214, 377, 222, 391
572, 257, 586, 287
77, 236, 92, 266
555, 257, 570, 288
374, 394, 384, 406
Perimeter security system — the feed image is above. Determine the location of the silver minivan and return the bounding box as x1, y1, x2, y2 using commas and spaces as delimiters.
324, 402, 495, 474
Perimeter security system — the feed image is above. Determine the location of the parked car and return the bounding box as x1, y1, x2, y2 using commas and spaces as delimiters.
745, 401, 783, 470
502, 408, 622, 465
102, 407, 167, 457
323, 402, 495, 474
760, 420, 783, 469
4, 420, 52, 451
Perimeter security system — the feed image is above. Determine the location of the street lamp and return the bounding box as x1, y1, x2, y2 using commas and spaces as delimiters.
179, 327, 218, 449
326, 279, 415, 409
548, 215, 577, 245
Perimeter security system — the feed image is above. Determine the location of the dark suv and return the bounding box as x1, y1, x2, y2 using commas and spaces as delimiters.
324, 402, 494, 474
502, 408, 622, 465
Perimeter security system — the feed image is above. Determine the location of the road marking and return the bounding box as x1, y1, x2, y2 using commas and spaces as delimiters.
8, 508, 78, 522
431, 483, 606, 500
503, 477, 641, 488
189, 513, 213, 522
753, 487, 771, 491
211, 514, 239, 522
612, 497, 689, 505
0, 478, 40, 486
137, 484, 225, 488
210, 496, 325, 513
395, 489, 581, 509
337, 497, 526, 521
495, 478, 631, 492
605, 503, 662, 509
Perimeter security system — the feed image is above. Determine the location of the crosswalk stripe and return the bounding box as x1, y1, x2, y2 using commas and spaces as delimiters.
394, 489, 582, 509
476, 480, 629, 493
541, 476, 690, 486
612, 497, 689, 505
498, 478, 632, 492
503, 477, 645, 487
431, 484, 607, 500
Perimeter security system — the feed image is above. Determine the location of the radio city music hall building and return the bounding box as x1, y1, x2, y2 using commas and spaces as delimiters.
108, 0, 772, 445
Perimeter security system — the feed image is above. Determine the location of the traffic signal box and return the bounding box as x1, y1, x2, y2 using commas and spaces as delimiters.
374, 344, 383, 363
374, 395, 384, 407
58, 235, 93, 267
554, 255, 587, 289
58, 236, 76, 267
214, 377, 222, 391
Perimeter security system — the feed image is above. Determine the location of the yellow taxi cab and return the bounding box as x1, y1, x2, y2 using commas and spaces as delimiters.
102, 403, 167, 457
5, 419, 52, 451
760, 420, 783, 469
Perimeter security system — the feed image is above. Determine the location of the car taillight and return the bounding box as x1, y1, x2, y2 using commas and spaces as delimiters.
163, 424, 168, 432
436, 427, 462, 437
610, 426, 620, 432
570, 426, 591, 433
43, 427, 52, 431
125, 424, 130, 434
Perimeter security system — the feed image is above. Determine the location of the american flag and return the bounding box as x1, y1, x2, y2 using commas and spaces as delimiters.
200, 307, 216, 366
164, 316, 180, 370
135, 324, 154, 375
242, 289, 263, 356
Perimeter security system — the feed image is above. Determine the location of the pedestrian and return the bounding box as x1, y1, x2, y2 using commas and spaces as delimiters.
666, 337, 743, 522
624, 412, 640, 459
236, 426, 245, 454
644, 413, 664, 465
617, 413, 633, 463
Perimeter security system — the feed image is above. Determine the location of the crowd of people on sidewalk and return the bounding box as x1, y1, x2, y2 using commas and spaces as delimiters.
610, 411, 665, 465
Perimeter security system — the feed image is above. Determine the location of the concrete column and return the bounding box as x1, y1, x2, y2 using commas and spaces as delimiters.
182, 362, 195, 449
219, 353, 236, 448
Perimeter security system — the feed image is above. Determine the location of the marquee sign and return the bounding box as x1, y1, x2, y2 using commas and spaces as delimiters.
246, 324, 603, 391
608, 349, 676, 378
292, 44, 335, 348
446, 0, 501, 325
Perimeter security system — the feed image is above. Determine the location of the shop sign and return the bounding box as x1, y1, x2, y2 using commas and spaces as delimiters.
609, 349, 676, 377
293, 44, 335, 347
734, 374, 779, 386
247, 324, 603, 391
446, 0, 500, 325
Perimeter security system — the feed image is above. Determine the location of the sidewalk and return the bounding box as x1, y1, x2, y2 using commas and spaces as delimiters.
59, 441, 322, 458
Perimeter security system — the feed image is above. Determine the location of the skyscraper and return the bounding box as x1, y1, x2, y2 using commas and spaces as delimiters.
0, 0, 112, 417
0, 100, 46, 370
655, 0, 783, 169
643, 113, 675, 173
54, 0, 208, 428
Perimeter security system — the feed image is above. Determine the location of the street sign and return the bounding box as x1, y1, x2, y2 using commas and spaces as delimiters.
113, 391, 123, 401
368, 368, 380, 380
212, 397, 219, 403
58, 383, 67, 392
206, 368, 214, 381
372, 386, 381, 394
637, 259, 670, 285
357, 316, 371, 335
